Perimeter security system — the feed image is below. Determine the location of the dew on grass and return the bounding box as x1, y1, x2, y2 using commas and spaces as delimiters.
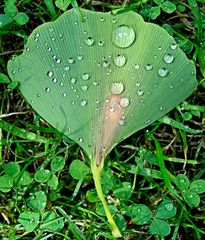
82, 73, 90, 80
80, 99, 87, 106
47, 71, 53, 77
68, 58, 75, 64
145, 64, 153, 71
70, 77, 76, 84
137, 89, 144, 96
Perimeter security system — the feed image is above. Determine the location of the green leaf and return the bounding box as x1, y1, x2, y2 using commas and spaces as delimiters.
183, 190, 200, 208
4, 1, 18, 17
18, 171, 32, 186
27, 191, 47, 211
0, 72, 10, 83
55, 0, 71, 11
153, 0, 164, 5
149, 218, 171, 236
189, 180, 205, 194
18, 211, 40, 232
86, 189, 99, 202
34, 169, 51, 183
0, 14, 13, 29
7, 8, 197, 165
14, 12, 29, 25
175, 174, 190, 191
5, 162, 20, 178
48, 173, 59, 190
128, 204, 152, 225
113, 182, 132, 200
0, 175, 13, 192
69, 160, 89, 180
150, 6, 161, 20
96, 203, 118, 216
155, 200, 176, 219
161, 1, 176, 14
41, 211, 64, 232
7, 80, 18, 89
51, 156, 65, 172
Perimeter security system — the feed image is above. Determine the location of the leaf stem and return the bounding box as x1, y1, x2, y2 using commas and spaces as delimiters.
91, 160, 122, 238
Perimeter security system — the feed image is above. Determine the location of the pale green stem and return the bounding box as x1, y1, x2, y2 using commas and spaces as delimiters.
91, 160, 122, 238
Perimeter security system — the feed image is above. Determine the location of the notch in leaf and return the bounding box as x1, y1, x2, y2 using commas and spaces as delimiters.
7, 8, 197, 237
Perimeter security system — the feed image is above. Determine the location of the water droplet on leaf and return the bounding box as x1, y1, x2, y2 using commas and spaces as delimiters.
120, 97, 130, 108
158, 68, 168, 77
164, 54, 174, 64
145, 64, 153, 71
80, 99, 87, 106
137, 89, 144, 96
82, 73, 90, 80
114, 54, 126, 67
112, 25, 135, 48
85, 37, 94, 46
111, 82, 124, 94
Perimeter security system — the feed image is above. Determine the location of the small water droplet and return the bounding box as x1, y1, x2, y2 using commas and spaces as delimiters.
47, 71, 53, 77
64, 66, 70, 71
98, 40, 104, 47
112, 25, 135, 48
120, 97, 130, 108
134, 64, 140, 70
113, 54, 126, 67
158, 46, 162, 50
170, 43, 177, 50
170, 85, 174, 89
164, 53, 174, 64
112, 18, 117, 24
145, 64, 153, 71
159, 106, 165, 112
26, 47, 30, 52
52, 78, 57, 83
111, 82, 124, 94
45, 87, 50, 93
100, 17, 105, 22
80, 99, 87, 106
137, 89, 144, 96
158, 68, 168, 77
68, 58, 75, 64
118, 119, 125, 126
165, 203, 174, 211
78, 138, 83, 143
102, 60, 110, 68
82, 73, 90, 80
49, 27, 54, 32
137, 207, 141, 212
81, 85, 88, 91
56, 58, 61, 64
63, 93, 67, 97
70, 77, 76, 84
47, 47, 52, 52
36, 93, 40, 97
85, 37, 94, 46
93, 81, 99, 86
136, 82, 140, 87
77, 55, 83, 61
51, 37, 55, 41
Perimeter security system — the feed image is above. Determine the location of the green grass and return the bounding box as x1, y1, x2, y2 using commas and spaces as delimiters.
0, 0, 205, 239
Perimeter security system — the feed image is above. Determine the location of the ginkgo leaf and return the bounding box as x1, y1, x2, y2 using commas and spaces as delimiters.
7, 8, 197, 237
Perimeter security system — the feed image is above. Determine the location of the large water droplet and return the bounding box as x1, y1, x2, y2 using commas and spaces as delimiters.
113, 54, 126, 67
85, 37, 94, 46
111, 82, 124, 94
158, 68, 168, 77
82, 73, 90, 80
145, 64, 153, 71
80, 99, 87, 106
164, 54, 174, 64
112, 25, 135, 48
120, 97, 130, 108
